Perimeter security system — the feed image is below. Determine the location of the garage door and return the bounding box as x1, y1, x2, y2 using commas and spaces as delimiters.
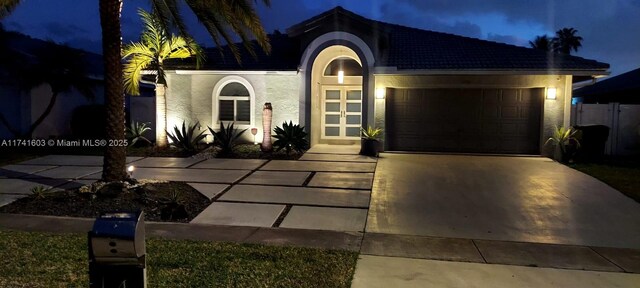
386, 88, 543, 154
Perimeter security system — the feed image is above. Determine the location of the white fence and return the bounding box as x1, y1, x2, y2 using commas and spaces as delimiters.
571, 103, 640, 155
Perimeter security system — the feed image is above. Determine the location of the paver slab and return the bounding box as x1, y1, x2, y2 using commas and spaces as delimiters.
220, 185, 370, 207
361, 233, 484, 263
261, 160, 376, 172
351, 255, 640, 288
191, 202, 285, 227
240, 171, 310, 186
306, 144, 360, 155
245, 227, 363, 251
308, 172, 374, 189
191, 159, 267, 170
299, 153, 377, 163
0, 178, 69, 194
0, 193, 23, 207
279, 206, 367, 231
0, 165, 57, 178
187, 183, 229, 200
52, 179, 96, 191
474, 240, 621, 272
591, 247, 640, 273
126, 167, 250, 183
19, 155, 142, 166
129, 157, 204, 168
24, 166, 102, 180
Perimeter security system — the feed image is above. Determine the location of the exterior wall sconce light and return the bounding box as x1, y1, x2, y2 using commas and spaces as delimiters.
338, 70, 344, 84
546, 87, 557, 100
375, 88, 386, 99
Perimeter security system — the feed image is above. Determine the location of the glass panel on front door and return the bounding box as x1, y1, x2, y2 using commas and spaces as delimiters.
321, 87, 362, 139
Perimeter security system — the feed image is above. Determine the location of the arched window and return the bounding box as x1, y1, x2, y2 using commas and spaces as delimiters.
324, 57, 362, 76
217, 81, 251, 124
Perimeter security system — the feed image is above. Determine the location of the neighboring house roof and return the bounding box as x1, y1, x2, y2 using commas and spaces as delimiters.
167, 6, 609, 75
573, 68, 640, 103
0, 30, 104, 79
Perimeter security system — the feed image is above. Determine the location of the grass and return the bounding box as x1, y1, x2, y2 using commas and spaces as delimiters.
571, 162, 640, 203
0, 230, 358, 288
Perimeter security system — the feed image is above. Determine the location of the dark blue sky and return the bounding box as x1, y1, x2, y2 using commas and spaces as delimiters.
3, 0, 639, 76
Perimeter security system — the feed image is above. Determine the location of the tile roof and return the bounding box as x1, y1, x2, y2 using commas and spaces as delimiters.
168, 6, 609, 73
573, 67, 640, 98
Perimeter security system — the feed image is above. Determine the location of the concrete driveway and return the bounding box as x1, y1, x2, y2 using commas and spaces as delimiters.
366, 153, 640, 249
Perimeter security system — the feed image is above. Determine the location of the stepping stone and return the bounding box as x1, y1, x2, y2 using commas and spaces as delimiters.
191, 159, 267, 170
187, 183, 229, 200
19, 155, 142, 166
191, 202, 285, 227
308, 172, 374, 189
361, 233, 484, 263
474, 240, 621, 272
130, 168, 250, 184
0, 178, 69, 195
280, 206, 367, 231
240, 171, 310, 186
0, 165, 57, 178
130, 157, 204, 168
24, 166, 102, 180
220, 185, 370, 208
261, 161, 376, 172
306, 144, 360, 155
300, 153, 377, 163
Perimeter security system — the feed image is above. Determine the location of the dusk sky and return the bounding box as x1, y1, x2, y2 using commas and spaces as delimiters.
2, 0, 639, 77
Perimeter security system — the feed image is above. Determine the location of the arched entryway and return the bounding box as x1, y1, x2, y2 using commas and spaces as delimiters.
310, 45, 364, 145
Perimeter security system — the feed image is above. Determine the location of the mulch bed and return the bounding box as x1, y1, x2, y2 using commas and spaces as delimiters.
0, 182, 211, 222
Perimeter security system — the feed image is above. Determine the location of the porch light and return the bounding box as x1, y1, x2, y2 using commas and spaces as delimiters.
546, 87, 557, 100
375, 88, 386, 99
338, 70, 344, 84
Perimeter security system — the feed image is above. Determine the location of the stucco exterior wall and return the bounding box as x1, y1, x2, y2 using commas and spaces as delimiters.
165, 72, 300, 143
374, 74, 571, 155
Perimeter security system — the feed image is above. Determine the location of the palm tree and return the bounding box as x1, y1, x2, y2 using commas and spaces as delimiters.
3, 0, 272, 181
122, 9, 204, 148
553, 27, 583, 55
16, 44, 94, 138
529, 35, 553, 52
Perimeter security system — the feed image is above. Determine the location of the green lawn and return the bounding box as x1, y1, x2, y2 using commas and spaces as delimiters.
571, 163, 640, 203
0, 230, 358, 288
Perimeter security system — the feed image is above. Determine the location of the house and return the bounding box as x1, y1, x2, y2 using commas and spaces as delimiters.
0, 30, 104, 139
573, 68, 640, 104
163, 6, 609, 155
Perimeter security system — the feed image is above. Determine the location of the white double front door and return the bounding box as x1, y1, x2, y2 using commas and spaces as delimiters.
321, 86, 362, 139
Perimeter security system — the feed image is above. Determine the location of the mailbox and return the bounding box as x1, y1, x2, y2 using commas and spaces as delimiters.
89, 211, 146, 288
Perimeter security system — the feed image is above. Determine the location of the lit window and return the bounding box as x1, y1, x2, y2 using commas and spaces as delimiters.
218, 82, 251, 123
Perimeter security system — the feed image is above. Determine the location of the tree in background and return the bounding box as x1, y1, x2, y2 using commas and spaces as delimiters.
122, 9, 204, 148
530, 27, 583, 55
529, 35, 553, 52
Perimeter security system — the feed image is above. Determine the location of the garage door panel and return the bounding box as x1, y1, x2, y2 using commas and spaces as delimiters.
387, 88, 542, 154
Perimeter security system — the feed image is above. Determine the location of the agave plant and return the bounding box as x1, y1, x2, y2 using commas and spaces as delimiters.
361, 126, 383, 140
208, 122, 247, 155
545, 126, 581, 162
30, 185, 48, 199
167, 121, 207, 152
273, 121, 309, 154
126, 121, 152, 147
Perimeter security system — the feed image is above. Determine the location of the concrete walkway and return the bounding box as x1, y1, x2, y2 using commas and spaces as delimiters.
0, 145, 377, 232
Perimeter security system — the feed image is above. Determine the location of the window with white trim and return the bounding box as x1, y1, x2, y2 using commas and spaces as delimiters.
218, 82, 251, 124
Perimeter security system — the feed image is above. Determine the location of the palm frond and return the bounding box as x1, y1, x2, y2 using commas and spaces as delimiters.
0, 0, 20, 19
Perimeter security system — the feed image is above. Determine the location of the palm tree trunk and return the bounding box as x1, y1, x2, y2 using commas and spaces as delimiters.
155, 83, 168, 147
0, 112, 20, 137
25, 90, 58, 138
260, 102, 273, 152
99, 0, 127, 181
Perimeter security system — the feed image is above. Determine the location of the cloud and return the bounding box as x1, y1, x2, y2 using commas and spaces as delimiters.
379, 2, 482, 38
41, 22, 88, 39
487, 33, 528, 47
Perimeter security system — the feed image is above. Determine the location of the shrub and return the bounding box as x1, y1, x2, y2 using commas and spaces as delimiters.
167, 121, 207, 152
361, 126, 382, 140
126, 121, 152, 147
545, 126, 581, 162
30, 186, 48, 199
208, 122, 247, 155
273, 121, 309, 154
